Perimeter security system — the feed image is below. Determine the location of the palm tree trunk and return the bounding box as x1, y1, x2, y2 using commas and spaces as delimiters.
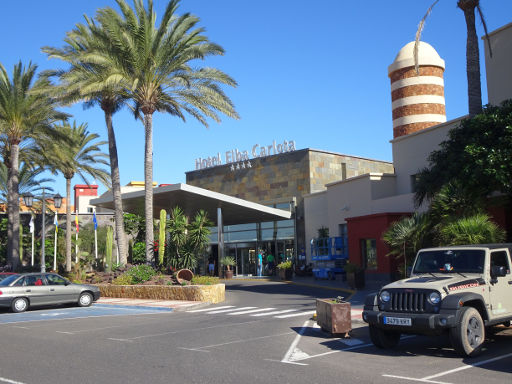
104, 110, 128, 265
7, 143, 20, 270
65, 177, 72, 272
458, 0, 482, 116
143, 113, 154, 263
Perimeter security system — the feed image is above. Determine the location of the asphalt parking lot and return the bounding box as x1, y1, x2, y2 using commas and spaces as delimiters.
1, 282, 511, 384
0, 303, 173, 324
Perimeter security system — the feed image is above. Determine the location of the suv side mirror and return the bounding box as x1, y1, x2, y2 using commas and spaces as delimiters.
491, 265, 507, 278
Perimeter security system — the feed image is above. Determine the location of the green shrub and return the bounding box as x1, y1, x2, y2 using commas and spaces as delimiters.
131, 242, 146, 264
191, 276, 220, 285
277, 260, 292, 270
127, 264, 156, 284
113, 274, 133, 285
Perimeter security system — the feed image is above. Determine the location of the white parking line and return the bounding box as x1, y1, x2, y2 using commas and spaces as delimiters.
227, 308, 275, 315
382, 351, 512, 383
251, 309, 299, 317
0, 376, 27, 384
180, 331, 295, 352
206, 306, 256, 314
186, 306, 235, 313
275, 310, 316, 319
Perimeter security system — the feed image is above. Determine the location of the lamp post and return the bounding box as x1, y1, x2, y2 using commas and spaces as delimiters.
23, 189, 62, 273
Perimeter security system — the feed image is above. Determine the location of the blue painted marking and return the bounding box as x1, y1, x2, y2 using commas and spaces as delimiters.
0, 304, 173, 324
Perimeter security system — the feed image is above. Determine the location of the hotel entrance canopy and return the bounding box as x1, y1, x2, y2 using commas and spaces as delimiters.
90, 183, 292, 225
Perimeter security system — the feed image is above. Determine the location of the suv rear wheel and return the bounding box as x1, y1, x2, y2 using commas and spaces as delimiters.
450, 306, 485, 357
369, 325, 401, 349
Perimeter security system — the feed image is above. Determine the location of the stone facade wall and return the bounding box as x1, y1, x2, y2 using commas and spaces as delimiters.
186, 149, 311, 203
308, 151, 394, 194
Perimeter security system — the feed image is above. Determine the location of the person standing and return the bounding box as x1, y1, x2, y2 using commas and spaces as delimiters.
266, 252, 275, 275
257, 251, 263, 277
208, 256, 215, 276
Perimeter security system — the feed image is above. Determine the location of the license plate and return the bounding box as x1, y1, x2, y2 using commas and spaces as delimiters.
383, 316, 412, 326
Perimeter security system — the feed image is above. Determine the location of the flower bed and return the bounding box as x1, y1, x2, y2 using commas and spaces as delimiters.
98, 283, 225, 303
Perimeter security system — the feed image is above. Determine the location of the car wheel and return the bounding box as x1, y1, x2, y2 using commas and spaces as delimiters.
11, 297, 29, 313
449, 306, 485, 357
369, 324, 401, 349
78, 292, 93, 307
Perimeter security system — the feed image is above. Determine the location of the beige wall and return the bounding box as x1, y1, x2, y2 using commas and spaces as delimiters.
485, 22, 512, 106
390, 117, 462, 195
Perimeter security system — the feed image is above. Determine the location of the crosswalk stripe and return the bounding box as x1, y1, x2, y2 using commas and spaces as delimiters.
186, 306, 235, 313
251, 309, 299, 317
274, 310, 316, 319
207, 307, 257, 314
227, 308, 276, 315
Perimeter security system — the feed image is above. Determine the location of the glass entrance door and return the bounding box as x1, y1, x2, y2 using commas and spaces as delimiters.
236, 245, 256, 275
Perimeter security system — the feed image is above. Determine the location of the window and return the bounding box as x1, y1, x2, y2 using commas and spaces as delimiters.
87, 207, 93, 213
46, 274, 67, 285
361, 239, 377, 270
24, 275, 44, 286
491, 251, 511, 274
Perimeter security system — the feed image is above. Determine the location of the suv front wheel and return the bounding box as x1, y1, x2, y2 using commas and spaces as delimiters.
369, 324, 401, 349
449, 306, 485, 357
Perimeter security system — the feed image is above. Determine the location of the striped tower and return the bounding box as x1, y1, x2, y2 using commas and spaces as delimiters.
388, 41, 446, 138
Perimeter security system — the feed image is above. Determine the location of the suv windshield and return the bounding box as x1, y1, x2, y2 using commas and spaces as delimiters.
413, 249, 485, 274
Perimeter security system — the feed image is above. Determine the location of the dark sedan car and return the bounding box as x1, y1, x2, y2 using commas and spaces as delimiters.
0, 272, 100, 313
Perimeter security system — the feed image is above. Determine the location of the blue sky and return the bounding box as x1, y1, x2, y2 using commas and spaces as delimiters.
1, 0, 511, 197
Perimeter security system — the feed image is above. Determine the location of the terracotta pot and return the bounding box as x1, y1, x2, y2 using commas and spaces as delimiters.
278, 268, 293, 280
224, 269, 234, 279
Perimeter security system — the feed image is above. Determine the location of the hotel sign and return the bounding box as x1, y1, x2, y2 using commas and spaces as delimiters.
195, 139, 296, 170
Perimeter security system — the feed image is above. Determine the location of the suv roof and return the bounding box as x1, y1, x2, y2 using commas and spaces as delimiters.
419, 244, 512, 251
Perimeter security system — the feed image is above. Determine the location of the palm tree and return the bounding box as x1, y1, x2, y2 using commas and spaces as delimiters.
383, 213, 430, 277
94, 0, 239, 262
0, 61, 66, 270
0, 162, 54, 205
39, 121, 110, 272
440, 213, 505, 245
42, 18, 130, 266
415, 0, 492, 116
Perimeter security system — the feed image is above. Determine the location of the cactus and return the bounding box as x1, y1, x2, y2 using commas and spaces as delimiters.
158, 209, 167, 266
106, 226, 113, 272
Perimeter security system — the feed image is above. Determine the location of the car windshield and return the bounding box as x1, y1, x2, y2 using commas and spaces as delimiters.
413, 249, 485, 274
0, 274, 20, 286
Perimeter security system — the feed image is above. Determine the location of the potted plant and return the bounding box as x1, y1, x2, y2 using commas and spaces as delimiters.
344, 262, 365, 289
277, 260, 293, 280
316, 296, 352, 336
220, 256, 236, 279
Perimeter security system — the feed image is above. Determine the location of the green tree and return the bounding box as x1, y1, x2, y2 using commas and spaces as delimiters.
0, 61, 66, 270
382, 213, 430, 277
38, 121, 110, 272
415, 0, 492, 116
167, 207, 212, 271
94, 0, 239, 263
440, 214, 505, 245
415, 101, 512, 207
43, 17, 130, 266
0, 162, 53, 204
